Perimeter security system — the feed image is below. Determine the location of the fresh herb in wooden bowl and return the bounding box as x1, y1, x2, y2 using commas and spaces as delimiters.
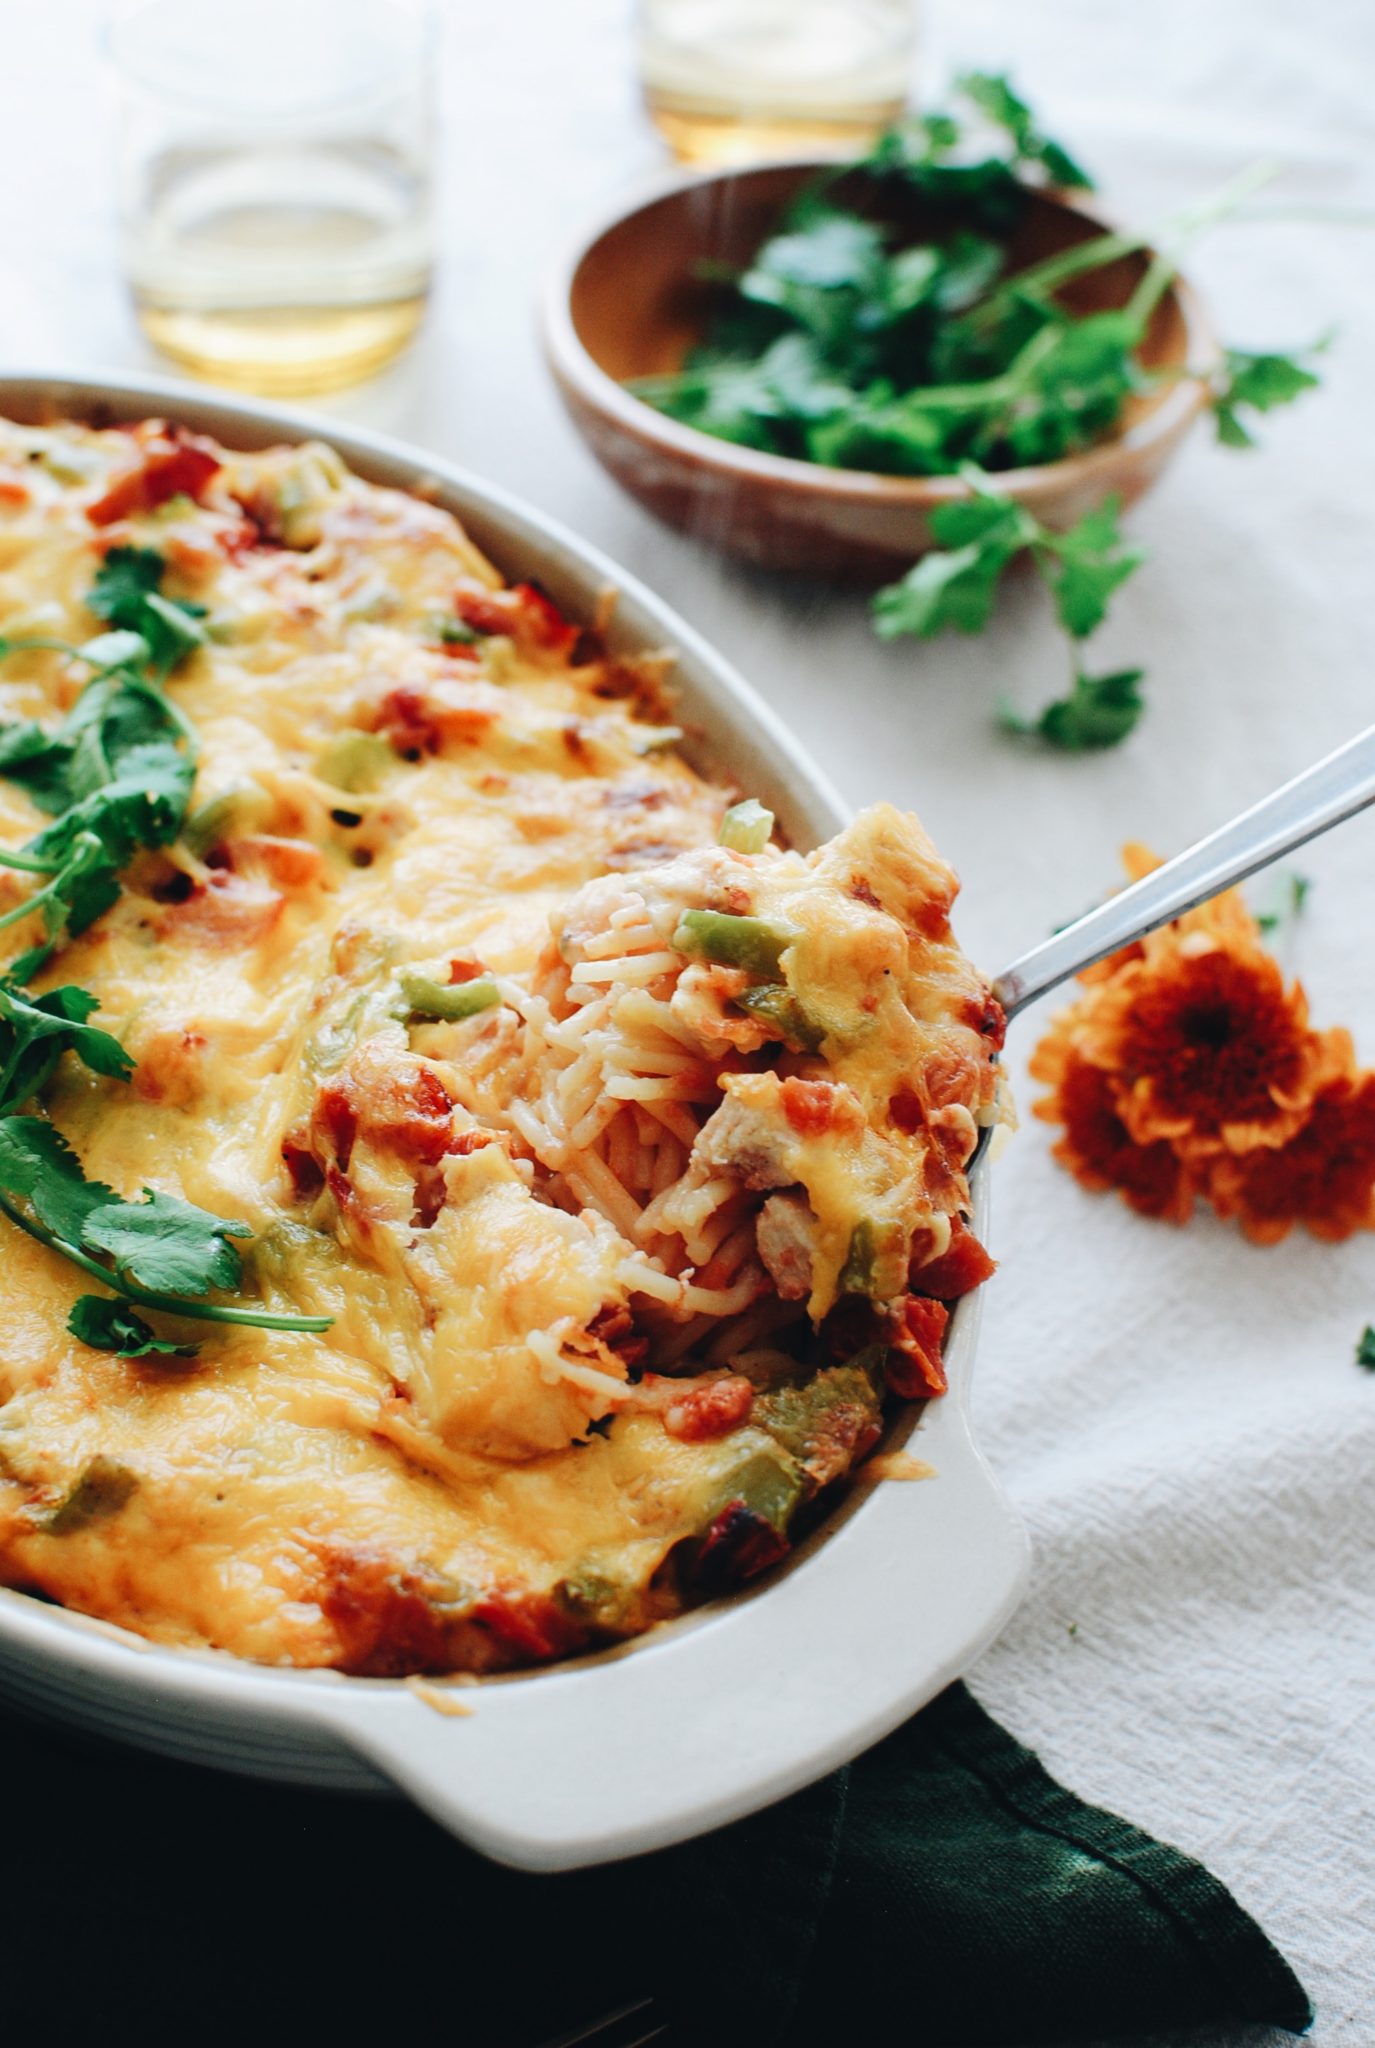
547, 75, 1324, 749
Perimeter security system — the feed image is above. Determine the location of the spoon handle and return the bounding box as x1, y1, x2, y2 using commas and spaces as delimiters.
993, 723, 1375, 1020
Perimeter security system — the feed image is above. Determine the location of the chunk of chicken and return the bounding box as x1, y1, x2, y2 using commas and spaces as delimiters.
755, 1190, 818, 1301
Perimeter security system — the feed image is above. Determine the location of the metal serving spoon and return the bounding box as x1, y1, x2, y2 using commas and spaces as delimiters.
991, 722, 1375, 1021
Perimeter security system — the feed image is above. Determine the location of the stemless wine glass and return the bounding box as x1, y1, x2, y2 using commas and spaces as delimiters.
107, 0, 435, 396
637, 0, 920, 165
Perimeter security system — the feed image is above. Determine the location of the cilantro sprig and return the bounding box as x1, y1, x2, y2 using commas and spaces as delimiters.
86, 544, 209, 675
0, 551, 208, 963
631, 73, 1107, 473
0, 1115, 319, 1344
0, 547, 333, 1354
1211, 337, 1329, 449
874, 473, 1149, 748
631, 77, 1327, 749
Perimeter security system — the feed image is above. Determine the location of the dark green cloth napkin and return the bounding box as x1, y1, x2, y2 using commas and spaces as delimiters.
4, 1680, 1310, 2045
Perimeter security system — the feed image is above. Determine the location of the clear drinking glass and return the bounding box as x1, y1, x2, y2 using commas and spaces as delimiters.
637, 0, 919, 166
108, 0, 435, 396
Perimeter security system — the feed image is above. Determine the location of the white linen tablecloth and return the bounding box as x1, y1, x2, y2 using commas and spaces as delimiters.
1, 3, 1371, 2040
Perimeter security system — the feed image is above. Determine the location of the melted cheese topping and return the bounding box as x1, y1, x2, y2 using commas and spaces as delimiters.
0, 418, 1005, 1674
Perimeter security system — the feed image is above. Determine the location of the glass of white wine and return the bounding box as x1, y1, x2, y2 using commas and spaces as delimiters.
637, 0, 919, 166
108, 0, 435, 396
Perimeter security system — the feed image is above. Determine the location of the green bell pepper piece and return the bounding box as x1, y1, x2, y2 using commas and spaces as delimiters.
400, 972, 501, 1022
315, 728, 395, 795
717, 799, 775, 853
43, 1456, 138, 1535
734, 982, 825, 1053
672, 907, 801, 978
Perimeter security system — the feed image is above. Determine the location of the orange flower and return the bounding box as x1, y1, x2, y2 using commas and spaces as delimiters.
1032, 1014, 1195, 1222
1078, 941, 1327, 1158
1207, 1061, 1375, 1244
1031, 844, 1375, 1248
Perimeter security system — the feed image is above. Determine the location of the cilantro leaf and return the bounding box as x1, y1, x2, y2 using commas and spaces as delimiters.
22, 749, 196, 945
1357, 1327, 1375, 1372
0, 1120, 331, 1341
86, 544, 164, 618
873, 533, 1019, 637
0, 567, 333, 1351
864, 116, 1027, 227
873, 490, 1034, 637
747, 209, 887, 291
68, 1296, 196, 1358
1001, 666, 1146, 749
0, 718, 78, 813
876, 471, 1150, 745
807, 389, 965, 474
1035, 496, 1147, 638
78, 629, 153, 670
82, 1188, 252, 1297
88, 547, 207, 675
957, 72, 1094, 188
1212, 341, 1325, 449
0, 1115, 119, 1240
753, 332, 856, 422
0, 981, 132, 1115
994, 310, 1144, 466
929, 233, 1006, 316
928, 492, 1032, 550
0, 575, 198, 948
631, 351, 788, 452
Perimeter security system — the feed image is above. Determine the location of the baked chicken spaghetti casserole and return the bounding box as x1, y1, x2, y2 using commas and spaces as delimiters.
0, 416, 1008, 1675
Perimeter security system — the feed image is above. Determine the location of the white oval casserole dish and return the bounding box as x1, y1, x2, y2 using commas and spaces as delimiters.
0, 370, 1029, 1871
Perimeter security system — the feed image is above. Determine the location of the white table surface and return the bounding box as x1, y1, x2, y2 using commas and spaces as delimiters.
2, 3, 1373, 2042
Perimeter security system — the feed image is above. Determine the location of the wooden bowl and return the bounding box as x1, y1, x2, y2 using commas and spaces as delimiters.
543, 160, 1219, 582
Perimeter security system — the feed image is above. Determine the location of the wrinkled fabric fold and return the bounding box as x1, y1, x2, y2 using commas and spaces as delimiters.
4, 1681, 1309, 2046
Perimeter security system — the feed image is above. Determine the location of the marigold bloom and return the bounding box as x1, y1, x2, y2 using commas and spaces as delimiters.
1031, 1014, 1195, 1222
1078, 941, 1326, 1158
1031, 845, 1375, 1246
1208, 1060, 1375, 1244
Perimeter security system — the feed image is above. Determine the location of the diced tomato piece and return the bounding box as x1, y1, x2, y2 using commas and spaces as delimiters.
780, 1076, 840, 1137
663, 1375, 754, 1442
691, 1499, 790, 1592
372, 683, 498, 758
315, 1088, 360, 1172
452, 580, 578, 656
282, 1135, 326, 1197
312, 1046, 455, 1172
227, 834, 325, 891
909, 1216, 996, 1300
374, 685, 441, 757
887, 1295, 950, 1399
515, 582, 578, 654
472, 1588, 580, 1662
320, 1549, 503, 1677
86, 421, 222, 525
447, 956, 485, 984
889, 1086, 923, 1135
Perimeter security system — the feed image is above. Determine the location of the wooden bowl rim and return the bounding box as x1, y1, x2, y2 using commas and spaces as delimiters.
543, 156, 1222, 509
